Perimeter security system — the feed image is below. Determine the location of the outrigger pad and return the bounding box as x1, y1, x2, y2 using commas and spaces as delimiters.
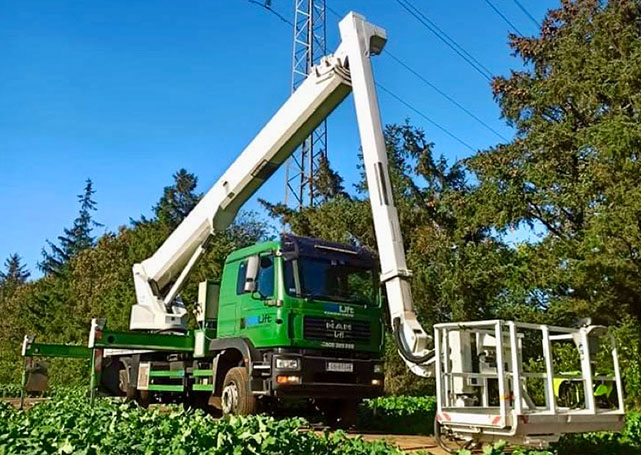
25, 361, 49, 393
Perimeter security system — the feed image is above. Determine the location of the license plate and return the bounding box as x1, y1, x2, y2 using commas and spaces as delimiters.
326, 361, 353, 373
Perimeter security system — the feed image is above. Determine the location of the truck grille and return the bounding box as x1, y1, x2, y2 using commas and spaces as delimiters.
303, 316, 371, 343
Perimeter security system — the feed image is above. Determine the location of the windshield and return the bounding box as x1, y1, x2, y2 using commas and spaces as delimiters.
284, 256, 377, 305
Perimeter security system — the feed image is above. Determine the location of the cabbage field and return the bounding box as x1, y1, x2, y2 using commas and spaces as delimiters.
2, 391, 641, 455
0, 392, 401, 455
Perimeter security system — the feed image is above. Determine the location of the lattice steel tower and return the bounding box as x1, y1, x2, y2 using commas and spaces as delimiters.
284, 0, 327, 209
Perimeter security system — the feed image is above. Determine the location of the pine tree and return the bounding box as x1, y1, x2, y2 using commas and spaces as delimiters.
0, 254, 30, 287
0, 254, 30, 303
153, 169, 202, 228
39, 179, 103, 275
313, 155, 347, 203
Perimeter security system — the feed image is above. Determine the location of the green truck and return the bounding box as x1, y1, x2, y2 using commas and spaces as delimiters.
101, 235, 384, 418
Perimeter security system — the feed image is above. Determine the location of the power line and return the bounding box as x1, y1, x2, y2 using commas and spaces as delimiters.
329, 4, 487, 149
328, 4, 506, 141
512, 0, 541, 28
246, 0, 293, 26
377, 83, 476, 153
394, 0, 494, 81
326, 3, 341, 19
257, 2, 479, 153
384, 50, 508, 142
482, 0, 524, 36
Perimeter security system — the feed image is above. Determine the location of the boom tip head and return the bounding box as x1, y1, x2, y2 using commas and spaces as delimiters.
339, 11, 388, 56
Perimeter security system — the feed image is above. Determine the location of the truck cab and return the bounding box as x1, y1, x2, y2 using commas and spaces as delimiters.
195, 234, 385, 417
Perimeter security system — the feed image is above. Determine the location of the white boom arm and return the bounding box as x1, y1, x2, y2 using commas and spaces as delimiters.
131, 12, 433, 375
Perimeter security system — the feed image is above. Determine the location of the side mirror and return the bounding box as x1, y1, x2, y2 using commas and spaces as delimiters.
244, 255, 260, 293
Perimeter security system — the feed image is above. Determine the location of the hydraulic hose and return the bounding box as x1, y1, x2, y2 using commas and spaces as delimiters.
392, 317, 434, 364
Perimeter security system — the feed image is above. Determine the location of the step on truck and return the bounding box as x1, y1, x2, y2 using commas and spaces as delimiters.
21, 11, 625, 449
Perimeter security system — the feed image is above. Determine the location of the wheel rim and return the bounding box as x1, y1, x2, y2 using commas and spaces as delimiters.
118, 370, 128, 393
221, 382, 239, 414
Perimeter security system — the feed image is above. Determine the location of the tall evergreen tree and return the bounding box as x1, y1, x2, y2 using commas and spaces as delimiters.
467, 0, 641, 325
0, 254, 30, 287
0, 254, 30, 305
39, 179, 102, 275
153, 169, 202, 227
313, 155, 347, 202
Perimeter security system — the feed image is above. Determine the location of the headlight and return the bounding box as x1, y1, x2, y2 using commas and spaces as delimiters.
373, 363, 384, 374
276, 358, 300, 370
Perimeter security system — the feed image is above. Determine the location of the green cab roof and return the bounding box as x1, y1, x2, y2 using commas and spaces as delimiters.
224, 240, 281, 263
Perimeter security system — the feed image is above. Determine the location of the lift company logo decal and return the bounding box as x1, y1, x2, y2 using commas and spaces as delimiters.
243, 314, 272, 327
322, 303, 355, 317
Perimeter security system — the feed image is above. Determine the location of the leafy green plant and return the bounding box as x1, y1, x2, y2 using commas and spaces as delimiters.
0, 383, 88, 398
0, 394, 402, 455
359, 395, 436, 435
0, 384, 22, 398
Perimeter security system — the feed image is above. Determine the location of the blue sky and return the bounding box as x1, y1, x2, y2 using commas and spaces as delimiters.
0, 0, 557, 277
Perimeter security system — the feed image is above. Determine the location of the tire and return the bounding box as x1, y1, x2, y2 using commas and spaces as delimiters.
221, 367, 256, 416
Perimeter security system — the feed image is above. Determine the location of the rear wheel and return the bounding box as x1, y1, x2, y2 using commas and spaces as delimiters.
221, 367, 256, 416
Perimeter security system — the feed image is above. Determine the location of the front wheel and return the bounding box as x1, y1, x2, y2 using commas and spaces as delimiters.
221, 367, 256, 416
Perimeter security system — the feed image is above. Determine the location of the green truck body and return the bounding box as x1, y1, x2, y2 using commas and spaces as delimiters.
24, 235, 385, 417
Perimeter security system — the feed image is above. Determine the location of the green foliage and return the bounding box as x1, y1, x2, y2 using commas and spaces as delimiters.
314, 154, 347, 202
363, 395, 436, 417
0, 384, 88, 398
0, 384, 22, 398
464, 0, 641, 407
0, 395, 401, 455
359, 395, 436, 435
0, 254, 30, 288
0, 254, 30, 304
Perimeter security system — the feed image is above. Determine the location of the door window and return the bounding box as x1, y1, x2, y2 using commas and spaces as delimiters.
257, 255, 274, 298
236, 260, 248, 295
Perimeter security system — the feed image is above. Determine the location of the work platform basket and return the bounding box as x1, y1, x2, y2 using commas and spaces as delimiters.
434, 320, 625, 448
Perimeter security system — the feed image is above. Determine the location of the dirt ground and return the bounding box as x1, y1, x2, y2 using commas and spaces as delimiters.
2, 397, 48, 410
3, 397, 448, 454
348, 433, 448, 454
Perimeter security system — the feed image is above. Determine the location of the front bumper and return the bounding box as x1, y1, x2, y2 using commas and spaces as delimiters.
253, 351, 384, 399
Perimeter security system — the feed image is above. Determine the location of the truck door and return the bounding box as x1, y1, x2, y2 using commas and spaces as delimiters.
238, 253, 280, 345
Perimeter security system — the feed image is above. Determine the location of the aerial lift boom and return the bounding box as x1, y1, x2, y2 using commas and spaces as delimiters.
131, 12, 433, 373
